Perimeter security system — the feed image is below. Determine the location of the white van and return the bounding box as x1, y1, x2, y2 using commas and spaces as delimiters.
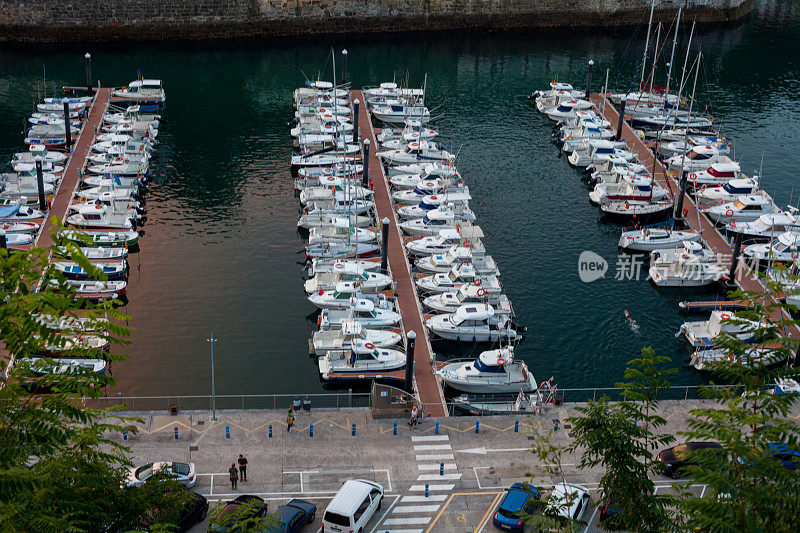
322, 479, 384, 533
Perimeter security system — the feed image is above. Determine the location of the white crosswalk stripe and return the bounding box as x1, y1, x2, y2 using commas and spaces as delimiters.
412, 444, 452, 451
401, 494, 448, 502
409, 483, 455, 491
392, 504, 442, 513
417, 472, 462, 481
382, 530, 423, 533
411, 435, 450, 442
383, 517, 432, 525
415, 453, 454, 461
418, 463, 457, 470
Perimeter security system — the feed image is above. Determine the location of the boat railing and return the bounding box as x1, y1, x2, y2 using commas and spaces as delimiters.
85, 391, 372, 412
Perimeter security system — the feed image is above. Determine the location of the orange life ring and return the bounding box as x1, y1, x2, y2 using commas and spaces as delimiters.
700, 185, 707, 191
364, 342, 375, 350
463, 240, 472, 247
459, 260, 469, 266
496, 358, 506, 366
716, 198, 724, 205
474, 279, 481, 286
720, 313, 731, 320
793, 250, 799, 259
690, 173, 697, 180
477, 288, 486, 296
726, 209, 734, 217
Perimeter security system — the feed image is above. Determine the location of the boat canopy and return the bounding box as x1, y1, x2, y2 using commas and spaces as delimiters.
350, 298, 375, 313
454, 304, 494, 322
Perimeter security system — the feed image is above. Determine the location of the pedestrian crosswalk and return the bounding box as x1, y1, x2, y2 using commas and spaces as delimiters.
375, 432, 459, 532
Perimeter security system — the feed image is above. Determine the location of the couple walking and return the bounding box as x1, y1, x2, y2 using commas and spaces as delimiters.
228, 454, 249, 489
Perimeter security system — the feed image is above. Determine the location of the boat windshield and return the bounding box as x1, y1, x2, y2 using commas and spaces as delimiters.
473, 358, 506, 373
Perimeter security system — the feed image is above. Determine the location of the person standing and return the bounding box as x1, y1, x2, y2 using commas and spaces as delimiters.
238, 454, 248, 482
409, 404, 418, 428
287, 407, 295, 432
228, 463, 238, 490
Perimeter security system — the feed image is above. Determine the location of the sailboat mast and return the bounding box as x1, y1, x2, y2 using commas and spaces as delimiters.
664, 7, 682, 108
648, 22, 662, 97
641, 0, 656, 90
677, 21, 696, 107
677, 52, 702, 189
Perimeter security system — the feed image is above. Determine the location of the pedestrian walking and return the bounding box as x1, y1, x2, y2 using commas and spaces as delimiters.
228, 463, 238, 490
409, 404, 418, 428
238, 454, 248, 482
287, 407, 295, 432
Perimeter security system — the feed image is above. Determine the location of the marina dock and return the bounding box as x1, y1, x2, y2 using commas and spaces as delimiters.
35, 89, 110, 248
591, 93, 800, 334
352, 90, 449, 418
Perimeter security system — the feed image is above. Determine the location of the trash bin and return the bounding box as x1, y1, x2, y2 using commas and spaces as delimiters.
169, 404, 178, 415
554, 396, 563, 406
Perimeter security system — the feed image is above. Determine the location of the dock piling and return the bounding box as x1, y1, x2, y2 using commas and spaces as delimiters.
35, 157, 46, 212
353, 99, 360, 145
404, 331, 416, 393
341, 49, 348, 85
729, 231, 744, 282
362, 139, 370, 188
84, 53, 92, 95
585, 59, 594, 99
615, 100, 626, 141
380, 217, 390, 274
63, 101, 72, 153
675, 170, 689, 220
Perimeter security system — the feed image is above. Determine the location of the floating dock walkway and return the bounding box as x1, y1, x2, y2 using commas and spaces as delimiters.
35, 89, 110, 247
352, 90, 449, 417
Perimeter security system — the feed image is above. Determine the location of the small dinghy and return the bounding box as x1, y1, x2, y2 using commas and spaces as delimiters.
618, 228, 700, 252
311, 320, 402, 356
318, 346, 406, 381
0, 221, 40, 234
435, 347, 536, 393
678, 310, 759, 348
60, 229, 139, 248
52, 260, 128, 280
452, 390, 540, 416
319, 298, 402, 329
55, 246, 128, 261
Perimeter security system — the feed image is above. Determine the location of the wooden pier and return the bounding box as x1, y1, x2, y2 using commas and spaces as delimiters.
35, 89, 111, 247
591, 93, 799, 333
352, 90, 449, 417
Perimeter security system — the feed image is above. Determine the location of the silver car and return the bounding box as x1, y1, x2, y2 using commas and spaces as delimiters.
126, 461, 196, 488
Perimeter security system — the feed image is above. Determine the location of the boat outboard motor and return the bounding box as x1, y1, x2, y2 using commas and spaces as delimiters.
528, 91, 541, 100
288, 117, 300, 127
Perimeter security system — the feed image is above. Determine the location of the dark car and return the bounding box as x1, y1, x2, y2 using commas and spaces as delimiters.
657, 441, 722, 478
492, 482, 541, 532
139, 490, 208, 532
768, 443, 800, 470
212, 495, 269, 532
264, 499, 317, 533
598, 495, 620, 523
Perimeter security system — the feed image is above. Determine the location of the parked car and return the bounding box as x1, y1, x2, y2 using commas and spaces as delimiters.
212, 495, 269, 532
322, 479, 383, 533
545, 483, 591, 524
492, 482, 540, 532
598, 495, 620, 523
264, 499, 317, 532
657, 442, 722, 478
139, 489, 208, 532
126, 461, 197, 487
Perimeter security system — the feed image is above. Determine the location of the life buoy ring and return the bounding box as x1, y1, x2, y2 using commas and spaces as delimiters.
364, 342, 375, 350
430, 195, 438, 201
463, 240, 472, 247
496, 358, 506, 366
335, 263, 344, 269
690, 173, 697, 180
720, 313, 731, 320
626, 236, 634, 241
793, 250, 799, 259
477, 288, 486, 296
700, 185, 707, 191
474, 279, 481, 286
625, 201, 630, 210
459, 260, 469, 266
95, 204, 103, 209
566, 135, 573, 141
726, 209, 734, 217
683, 208, 689, 217
716, 198, 724, 205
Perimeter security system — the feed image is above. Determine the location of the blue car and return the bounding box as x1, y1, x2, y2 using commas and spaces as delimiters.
265, 499, 317, 533
492, 483, 540, 532
769, 443, 800, 470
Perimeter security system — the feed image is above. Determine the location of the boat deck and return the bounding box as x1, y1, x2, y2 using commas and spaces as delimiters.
352, 90, 449, 417
36, 89, 110, 248
591, 93, 799, 334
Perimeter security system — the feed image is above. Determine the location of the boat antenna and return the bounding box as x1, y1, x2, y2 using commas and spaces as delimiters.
602, 68, 610, 116
758, 150, 764, 187
647, 22, 662, 97
664, 7, 682, 108
640, 0, 656, 90
674, 52, 701, 220
676, 21, 696, 110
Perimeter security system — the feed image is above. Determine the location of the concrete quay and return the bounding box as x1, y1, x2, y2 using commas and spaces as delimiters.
108, 399, 800, 532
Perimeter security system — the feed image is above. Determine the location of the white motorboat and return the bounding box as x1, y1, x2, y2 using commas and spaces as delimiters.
648, 241, 726, 287
307, 281, 393, 310
452, 390, 540, 416
415, 264, 483, 293
568, 140, 634, 167
0, 221, 40, 234
21, 357, 107, 377
87, 161, 149, 177
377, 140, 454, 166
589, 175, 669, 204
304, 196, 373, 216
679, 310, 759, 348
398, 205, 476, 236
307, 258, 382, 276
685, 162, 741, 188
422, 281, 505, 313
291, 146, 361, 170
545, 99, 594, 122
703, 195, 778, 225
415, 246, 500, 275
75, 186, 139, 203
387, 161, 459, 177
406, 226, 485, 257
56, 279, 127, 300
618, 227, 700, 252
304, 267, 392, 294
724, 211, 800, 242
743, 232, 800, 265
396, 193, 472, 219
666, 146, 734, 174
774, 378, 800, 395
559, 125, 615, 153
55, 246, 128, 261
0, 204, 46, 222
112, 79, 166, 105
1, 179, 55, 196
307, 226, 377, 245
11, 159, 64, 174
299, 180, 372, 205
389, 166, 457, 190
297, 212, 373, 230
392, 179, 467, 205
60, 229, 139, 247
363, 81, 424, 100
305, 240, 380, 259
318, 346, 406, 380
599, 199, 674, 221
690, 345, 784, 371
13, 145, 68, 164
658, 135, 730, 159
65, 204, 135, 230
371, 102, 430, 124
694, 177, 764, 206
311, 320, 401, 355
37, 101, 87, 113
435, 347, 536, 393
424, 304, 523, 343
2, 233, 34, 247
81, 175, 143, 189
319, 298, 401, 329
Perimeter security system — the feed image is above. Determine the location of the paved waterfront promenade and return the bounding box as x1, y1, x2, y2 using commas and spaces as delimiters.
108, 399, 800, 532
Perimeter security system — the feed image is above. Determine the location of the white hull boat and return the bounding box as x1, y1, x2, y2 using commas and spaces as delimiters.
435, 347, 536, 393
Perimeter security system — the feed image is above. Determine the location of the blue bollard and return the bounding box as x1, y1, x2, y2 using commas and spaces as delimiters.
475, 421, 480, 434
393, 422, 397, 435
440, 462, 444, 476
268, 424, 273, 438
435, 421, 439, 435
352, 423, 356, 436
425, 483, 429, 498
225, 425, 230, 439
122, 429, 127, 441
554, 418, 559, 431
310, 424, 314, 437
174, 426, 179, 440
515, 420, 519, 433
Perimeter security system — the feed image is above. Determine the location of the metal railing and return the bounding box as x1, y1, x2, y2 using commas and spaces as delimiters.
86, 392, 372, 412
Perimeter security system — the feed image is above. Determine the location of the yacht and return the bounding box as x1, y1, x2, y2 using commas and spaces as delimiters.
723, 211, 800, 242
648, 241, 726, 287
311, 320, 402, 356
679, 310, 759, 348
618, 228, 700, 252
415, 264, 484, 294
406, 226, 485, 257
703, 196, 778, 225
319, 298, 402, 329
307, 281, 393, 310
414, 245, 500, 276
690, 345, 784, 371
318, 346, 406, 381
743, 232, 800, 266
435, 347, 537, 393
304, 267, 392, 294
422, 282, 506, 314
694, 177, 764, 206
424, 304, 523, 343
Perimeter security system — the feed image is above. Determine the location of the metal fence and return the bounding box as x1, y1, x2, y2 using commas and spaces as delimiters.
87, 392, 372, 412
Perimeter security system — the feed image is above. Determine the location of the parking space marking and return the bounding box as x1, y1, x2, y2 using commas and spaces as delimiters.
412, 435, 450, 442
382, 530, 423, 533
384, 517, 432, 525
368, 494, 401, 533
417, 473, 462, 481
401, 494, 448, 503
415, 453, 454, 461
392, 504, 441, 513
410, 483, 455, 491
418, 463, 456, 471
423, 492, 502, 533
471, 466, 504, 490
413, 444, 452, 451
583, 506, 599, 533
474, 491, 504, 533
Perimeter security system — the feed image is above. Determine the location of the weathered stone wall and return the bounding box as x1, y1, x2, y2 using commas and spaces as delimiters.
0, 0, 755, 43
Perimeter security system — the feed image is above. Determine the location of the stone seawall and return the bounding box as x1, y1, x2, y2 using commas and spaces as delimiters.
0, 0, 754, 43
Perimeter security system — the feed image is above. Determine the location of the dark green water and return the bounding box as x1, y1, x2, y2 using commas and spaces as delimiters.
1, 1, 798, 400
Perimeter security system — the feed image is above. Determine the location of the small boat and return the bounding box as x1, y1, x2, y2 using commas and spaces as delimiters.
396, 193, 472, 220
86, 161, 148, 177
52, 260, 128, 280
60, 279, 127, 300
690, 345, 785, 371
723, 212, 800, 242
545, 99, 594, 122
422, 282, 506, 313
55, 246, 128, 261
20, 357, 108, 377
311, 320, 402, 356
415, 264, 483, 294
307, 226, 377, 245
13, 145, 68, 164
11, 159, 64, 174
304, 196, 373, 216
75, 186, 140, 203
318, 346, 406, 380
599, 199, 674, 222
589, 175, 669, 204
297, 213, 373, 230
389, 166, 458, 189
0, 204, 46, 222
112, 79, 166, 108
435, 347, 536, 393
424, 303, 523, 343
371, 102, 430, 124
377, 140, 454, 166
306, 258, 382, 277
2, 233, 34, 247
694, 177, 763, 206
307, 281, 393, 310
305, 240, 380, 259
0, 221, 40, 234
319, 298, 401, 329
568, 140, 634, 167
391, 179, 467, 206
743, 232, 800, 266
37, 101, 87, 113
702, 195, 779, 225
38, 333, 110, 354
618, 228, 700, 252
65, 204, 135, 230
773, 378, 800, 395
60, 229, 139, 248
81, 175, 144, 189
414, 245, 500, 276
665, 146, 734, 174
678, 310, 759, 348
685, 162, 741, 187
387, 161, 459, 178
399, 205, 476, 235
648, 241, 726, 287
304, 268, 392, 294
406, 226, 485, 257
452, 390, 540, 416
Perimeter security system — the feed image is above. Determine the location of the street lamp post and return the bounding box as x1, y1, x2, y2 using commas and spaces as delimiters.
207, 332, 218, 420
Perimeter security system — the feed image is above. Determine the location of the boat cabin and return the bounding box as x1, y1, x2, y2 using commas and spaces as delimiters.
450, 304, 495, 326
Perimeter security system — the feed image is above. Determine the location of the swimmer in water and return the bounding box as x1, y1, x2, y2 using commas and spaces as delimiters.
624, 309, 639, 329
